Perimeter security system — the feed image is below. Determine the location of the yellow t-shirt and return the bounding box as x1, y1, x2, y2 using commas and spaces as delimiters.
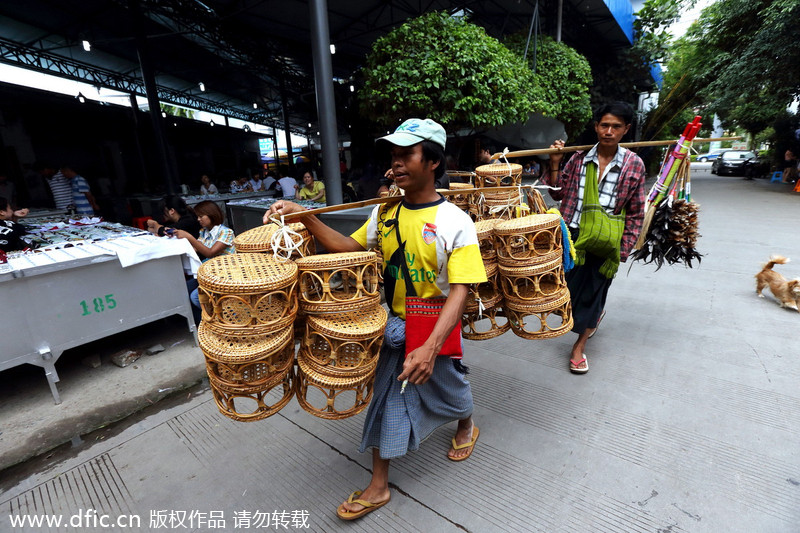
298, 180, 325, 203
351, 196, 486, 319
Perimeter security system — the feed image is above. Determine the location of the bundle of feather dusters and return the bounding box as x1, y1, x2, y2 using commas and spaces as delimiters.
630, 199, 702, 270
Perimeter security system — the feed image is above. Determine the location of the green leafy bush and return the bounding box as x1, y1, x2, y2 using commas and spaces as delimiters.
360, 11, 546, 131
504, 34, 593, 138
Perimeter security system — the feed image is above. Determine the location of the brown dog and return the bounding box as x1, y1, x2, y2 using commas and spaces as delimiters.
755, 255, 800, 311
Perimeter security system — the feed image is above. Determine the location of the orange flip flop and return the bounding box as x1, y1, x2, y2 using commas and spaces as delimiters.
448, 425, 480, 462
336, 491, 391, 521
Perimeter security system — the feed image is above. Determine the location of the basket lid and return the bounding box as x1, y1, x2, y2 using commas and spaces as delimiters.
297, 356, 375, 388
307, 305, 387, 338
475, 163, 522, 177
295, 251, 377, 270
494, 213, 561, 235
234, 222, 309, 252
198, 322, 293, 363
504, 289, 570, 313
474, 219, 499, 238
498, 257, 562, 276
198, 253, 297, 293
449, 182, 473, 190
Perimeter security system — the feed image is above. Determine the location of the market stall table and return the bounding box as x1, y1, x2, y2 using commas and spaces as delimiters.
0, 220, 200, 404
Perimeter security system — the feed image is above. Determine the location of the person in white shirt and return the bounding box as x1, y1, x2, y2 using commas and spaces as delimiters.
262, 171, 277, 191
200, 174, 218, 196
248, 171, 264, 192
276, 174, 298, 198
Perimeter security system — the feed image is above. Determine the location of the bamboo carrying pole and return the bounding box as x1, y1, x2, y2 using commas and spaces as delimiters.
276, 136, 743, 222
490, 136, 742, 160
278, 185, 535, 221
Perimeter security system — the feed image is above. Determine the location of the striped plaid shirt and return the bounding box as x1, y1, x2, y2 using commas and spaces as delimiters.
547, 144, 646, 261
571, 144, 625, 230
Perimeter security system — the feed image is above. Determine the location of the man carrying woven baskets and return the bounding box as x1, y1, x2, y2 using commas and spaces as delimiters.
266, 118, 487, 521
545, 102, 646, 374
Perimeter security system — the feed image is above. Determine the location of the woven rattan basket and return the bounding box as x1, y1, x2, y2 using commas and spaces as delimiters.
505, 291, 573, 339
498, 258, 567, 303
298, 306, 387, 373
475, 219, 499, 261
526, 188, 549, 214
233, 222, 315, 257
205, 336, 294, 392
462, 304, 510, 340
209, 364, 294, 422
475, 163, 522, 187
448, 182, 473, 210
295, 251, 381, 314
464, 262, 502, 313
197, 253, 298, 333
198, 321, 293, 364
295, 356, 375, 420
494, 214, 562, 265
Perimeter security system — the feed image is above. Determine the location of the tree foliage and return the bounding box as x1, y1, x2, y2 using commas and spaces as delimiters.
504, 35, 593, 138
701, 0, 800, 124
631, 0, 696, 66
359, 11, 547, 132
644, 0, 800, 143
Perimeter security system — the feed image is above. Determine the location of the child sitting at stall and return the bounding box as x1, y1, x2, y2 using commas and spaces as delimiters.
146, 195, 201, 238
172, 200, 235, 323
0, 198, 30, 252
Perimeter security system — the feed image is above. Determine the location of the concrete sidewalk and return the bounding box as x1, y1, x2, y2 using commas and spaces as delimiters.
1, 169, 799, 532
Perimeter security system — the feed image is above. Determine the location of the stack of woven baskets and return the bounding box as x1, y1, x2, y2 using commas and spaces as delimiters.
234, 221, 314, 339
461, 218, 510, 340
494, 213, 573, 339
473, 163, 525, 221
293, 251, 387, 419
448, 182, 473, 214
197, 253, 299, 421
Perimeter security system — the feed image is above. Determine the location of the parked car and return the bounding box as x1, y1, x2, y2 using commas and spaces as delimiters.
696, 149, 726, 162
711, 150, 760, 176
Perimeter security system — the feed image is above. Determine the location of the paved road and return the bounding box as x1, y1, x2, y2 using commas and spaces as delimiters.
1, 169, 799, 533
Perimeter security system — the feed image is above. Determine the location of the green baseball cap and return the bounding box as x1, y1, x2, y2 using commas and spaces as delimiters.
377, 118, 446, 150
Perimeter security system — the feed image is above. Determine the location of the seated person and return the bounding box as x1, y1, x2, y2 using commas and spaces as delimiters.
147, 195, 201, 238
171, 201, 235, 323
200, 174, 218, 196
295, 171, 326, 203
0, 198, 30, 252
783, 150, 798, 183
276, 174, 298, 198
249, 172, 264, 192
229, 176, 253, 193
263, 171, 277, 191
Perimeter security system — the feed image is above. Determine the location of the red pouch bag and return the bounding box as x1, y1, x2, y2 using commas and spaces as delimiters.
404, 296, 463, 359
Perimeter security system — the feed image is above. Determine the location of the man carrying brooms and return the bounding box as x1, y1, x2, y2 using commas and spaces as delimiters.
545, 102, 647, 374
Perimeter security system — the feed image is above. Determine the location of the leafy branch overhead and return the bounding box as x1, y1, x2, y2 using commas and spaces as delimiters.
504, 34, 593, 138
359, 11, 549, 131
643, 0, 800, 143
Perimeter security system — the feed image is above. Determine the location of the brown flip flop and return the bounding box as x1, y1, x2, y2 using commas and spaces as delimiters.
448, 425, 480, 462
336, 491, 391, 521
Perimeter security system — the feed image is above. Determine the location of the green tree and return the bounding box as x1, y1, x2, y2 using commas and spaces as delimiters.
504, 35, 593, 138
701, 0, 800, 127
644, 0, 800, 144
359, 11, 548, 132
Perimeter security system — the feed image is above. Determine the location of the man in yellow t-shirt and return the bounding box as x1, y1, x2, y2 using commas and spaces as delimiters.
266, 118, 485, 521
